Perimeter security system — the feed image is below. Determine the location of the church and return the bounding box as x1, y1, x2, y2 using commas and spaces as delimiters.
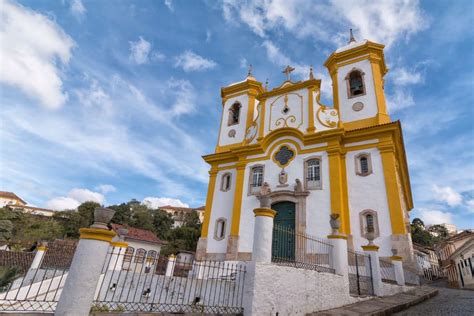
196, 34, 414, 265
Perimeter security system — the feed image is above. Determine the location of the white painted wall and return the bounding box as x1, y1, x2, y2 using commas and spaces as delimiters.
337, 59, 378, 123
207, 169, 237, 254
346, 147, 393, 257
219, 95, 249, 146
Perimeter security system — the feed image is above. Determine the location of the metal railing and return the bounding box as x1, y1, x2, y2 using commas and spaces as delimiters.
271, 224, 334, 273
0, 242, 77, 312
347, 250, 373, 296
379, 258, 397, 284
92, 247, 247, 314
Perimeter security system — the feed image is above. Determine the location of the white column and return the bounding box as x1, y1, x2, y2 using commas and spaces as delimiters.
108, 242, 128, 271
165, 255, 176, 277
55, 228, 116, 316
362, 245, 383, 296
30, 244, 47, 270
327, 235, 349, 282
252, 207, 276, 263
391, 256, 405, 286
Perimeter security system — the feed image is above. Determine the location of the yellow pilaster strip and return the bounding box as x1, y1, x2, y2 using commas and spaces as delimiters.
230, 163, 246, 236
257, 99, 266, 140
369, 57, 390, 124
200, 168, 218, 238
245, 93, 256, 133
340, 154, 351, 234
307, 87, 316, 133
379, 143, 407, 235
327, 142, 348, 235
330, 68, 339, 111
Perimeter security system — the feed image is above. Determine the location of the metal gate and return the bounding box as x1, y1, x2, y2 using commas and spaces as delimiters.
347, 250, 374, 296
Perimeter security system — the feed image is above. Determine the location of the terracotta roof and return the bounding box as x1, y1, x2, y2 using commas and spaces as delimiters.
9, 204, 55, 213
0, 191, 26, 204
111, 224, 166, 245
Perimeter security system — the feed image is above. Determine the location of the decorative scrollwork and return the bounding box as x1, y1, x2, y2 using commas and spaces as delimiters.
275, 115, 297, 128
314, 91, 339, 128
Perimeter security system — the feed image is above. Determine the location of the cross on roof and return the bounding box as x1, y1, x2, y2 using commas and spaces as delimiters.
282, 65, 295, 81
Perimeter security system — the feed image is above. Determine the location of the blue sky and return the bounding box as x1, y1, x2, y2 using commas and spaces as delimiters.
0, 0, 473, 229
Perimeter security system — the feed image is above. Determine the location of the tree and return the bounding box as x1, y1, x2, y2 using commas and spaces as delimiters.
410, 218, 433, 246
151, 209, 174, 240
77, 201, 101, 227
109, 203, 132, 225
427, 225, 449, 240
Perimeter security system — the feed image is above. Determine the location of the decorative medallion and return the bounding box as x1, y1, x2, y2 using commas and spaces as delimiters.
274, 145, 295, 167
352, 102, 364, 112
277, 168, 289, 187
228, 129, 236, 138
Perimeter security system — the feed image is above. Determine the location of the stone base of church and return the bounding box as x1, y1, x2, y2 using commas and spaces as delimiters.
225, 235, 239, 260
195, 237, 207, 260
391, 234, 416, 267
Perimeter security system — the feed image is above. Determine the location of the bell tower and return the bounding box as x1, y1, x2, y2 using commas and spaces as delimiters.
216, 69, 264, 153
324, 31, 390, 129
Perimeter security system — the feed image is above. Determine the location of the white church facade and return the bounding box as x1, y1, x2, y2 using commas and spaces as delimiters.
196, 37, 414, 265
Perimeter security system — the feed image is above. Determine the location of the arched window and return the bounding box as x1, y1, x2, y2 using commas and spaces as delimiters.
355, 153, 372, 176
135, 248, 146, 263
220, 173, 232, 192
305, 157, 322, 189
122, 247, 134, 270
214, 218, 227, 241
228, 102, 241, 126
249, 165, 264, 194
346, 69, 366, 98
359, 210, 380, 238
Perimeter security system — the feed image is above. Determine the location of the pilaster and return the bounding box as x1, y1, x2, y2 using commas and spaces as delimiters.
201, 168, 218, 238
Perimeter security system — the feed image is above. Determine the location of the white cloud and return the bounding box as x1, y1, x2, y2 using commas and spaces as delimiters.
45, 188, 105, 211
432, 185, 463, 207
174, 51, 217, 72
220, 0, 427, 47
0, 0, 75, 109
166, 78, 197, 116
129, 36, 151, 64
96, 184, 116, 194
262, 40, 332, 97
152, 51, 166, 62
466, 200, 474, 213
240, 57, 248, 69
46, 197, 80, 211
386, 89, 415, 113
164, 0, 174, 12
206, 30, 212, 42
391, 68, 423, 86
142, 197, 189, 209
70, 0, 86, 19
68, 188, 105, 204
75, 79, 111, 110
417, 208, 453, 225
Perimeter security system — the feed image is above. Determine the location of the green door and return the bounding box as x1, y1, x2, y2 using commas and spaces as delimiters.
272, 201, 296, 261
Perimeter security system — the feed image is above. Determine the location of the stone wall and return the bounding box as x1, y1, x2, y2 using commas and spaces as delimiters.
243, 262, 367, 315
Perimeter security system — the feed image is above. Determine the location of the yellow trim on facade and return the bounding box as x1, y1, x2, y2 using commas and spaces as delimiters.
390, 255, 403, 261
379, 143, 407, 235
340, 154, 350, 234
111, 241, 128, 248
259, 79, 320, 99
307, 87, 316, 133
37, 246, 47, 251
230, 164, 246, 236
370, 59, 389, 119
271, 143, 297, 168
257, 99, 266, 140
245, 94, 256, 133
361, 245, 380, 251
327, 234, 348, 240
79, 228, 116, 243
253, 208, 277, 218
200, 169, 218, 238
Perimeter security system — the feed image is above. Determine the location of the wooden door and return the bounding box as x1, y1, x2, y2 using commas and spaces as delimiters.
272, 201, 296, 261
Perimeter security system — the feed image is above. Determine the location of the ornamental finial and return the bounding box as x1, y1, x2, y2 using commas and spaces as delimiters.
265, 78, 269, 91
309, 65, 314, 79
348, 28, 356, 44
247, 64, 253, 77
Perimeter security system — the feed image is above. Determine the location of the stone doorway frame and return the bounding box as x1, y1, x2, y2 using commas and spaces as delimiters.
268, 189, 309, 236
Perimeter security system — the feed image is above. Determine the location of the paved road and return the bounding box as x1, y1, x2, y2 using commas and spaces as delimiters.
394, 286, 474, 316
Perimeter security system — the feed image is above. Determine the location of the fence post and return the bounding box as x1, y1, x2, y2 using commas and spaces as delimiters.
327, 235, 349, 281
55, 208, 116, 316
252, 207, 276, 263
165, 254, 176, 277
391, 255, 405, 286
362, 245, 383, 296
30, 243, 47, 270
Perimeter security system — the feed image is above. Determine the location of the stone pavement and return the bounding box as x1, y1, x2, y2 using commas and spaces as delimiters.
394, 286, 474, 316
309, 286, 438, 315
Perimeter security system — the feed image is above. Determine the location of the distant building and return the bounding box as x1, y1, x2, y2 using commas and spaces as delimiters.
159, 205, 205, 228
413, 242, 442, 280
449, 238, 474, 289
0, 191, 26, 207
426, 223, 457, 236
436, 230, 474, 288
0, 191, 55, 217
